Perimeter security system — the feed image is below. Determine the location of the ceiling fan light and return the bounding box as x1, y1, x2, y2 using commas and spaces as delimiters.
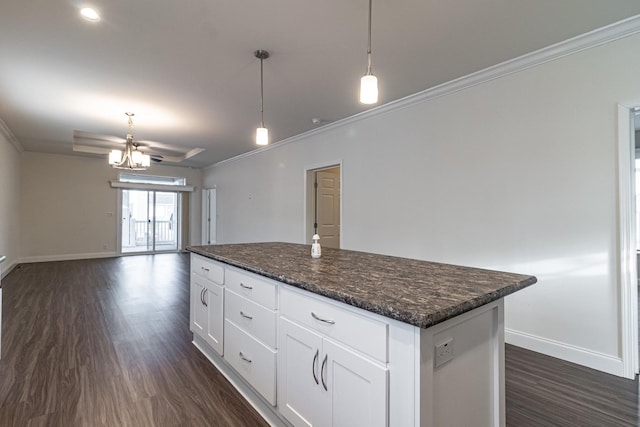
109, 149, 122, 165
256, 127, 268, 146
360, 74, 378, 104
107, 113, 151, 170
131, 149, 143, 165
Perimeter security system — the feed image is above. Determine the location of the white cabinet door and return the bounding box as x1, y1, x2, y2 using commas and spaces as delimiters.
191, 272, 224, 356
323, 339, 388, 427
278, 317, 327, 427
191, 274, 207, 338
204, 280, 224, 355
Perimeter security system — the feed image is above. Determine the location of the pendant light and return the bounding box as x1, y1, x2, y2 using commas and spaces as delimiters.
255, 49, 269, 146
360, 0, 378, 104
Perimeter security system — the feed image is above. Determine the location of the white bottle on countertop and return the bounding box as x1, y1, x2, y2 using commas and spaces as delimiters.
311, 234, 321, 258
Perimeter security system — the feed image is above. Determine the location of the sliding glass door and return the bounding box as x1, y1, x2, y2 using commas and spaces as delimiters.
121, 190, 179, 253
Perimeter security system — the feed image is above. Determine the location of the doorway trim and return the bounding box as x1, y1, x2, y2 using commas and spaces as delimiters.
617, 103, 639, 379
304, 160, 343, 246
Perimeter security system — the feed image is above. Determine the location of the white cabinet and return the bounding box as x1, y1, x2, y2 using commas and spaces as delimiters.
278, 288, 389, 427
190, 255, 225, 355
223, 267, 279, 405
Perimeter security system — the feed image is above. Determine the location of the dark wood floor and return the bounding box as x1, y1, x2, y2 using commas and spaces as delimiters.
0, 254, 268, 427
0, 254, 639, 426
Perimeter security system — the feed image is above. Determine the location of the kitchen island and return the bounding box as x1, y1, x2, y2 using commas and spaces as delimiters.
187, 243, 536, 427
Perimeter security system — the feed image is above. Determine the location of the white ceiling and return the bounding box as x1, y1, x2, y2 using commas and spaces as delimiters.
2, 1, 640, 168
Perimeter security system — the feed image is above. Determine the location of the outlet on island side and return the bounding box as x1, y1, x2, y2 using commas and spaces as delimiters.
434, 337, 454, 368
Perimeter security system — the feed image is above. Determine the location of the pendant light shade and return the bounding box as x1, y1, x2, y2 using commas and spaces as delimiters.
255, 49, 270, 145
360, 0, 378, 104
256, 126, 268, 146
360, 74, 378, 104
109, 149, 123, 165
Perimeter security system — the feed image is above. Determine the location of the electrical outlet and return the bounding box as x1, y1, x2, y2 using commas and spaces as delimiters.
434, 337, 454, 368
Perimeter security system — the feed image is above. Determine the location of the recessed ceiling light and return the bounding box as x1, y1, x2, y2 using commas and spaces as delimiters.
80, 7, 100, 21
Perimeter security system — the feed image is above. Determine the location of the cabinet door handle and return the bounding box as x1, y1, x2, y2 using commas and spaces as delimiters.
311, 312, 335, 325
312, 349, 319, 385
200, 288, 205, 305
240, 311, 253, 320
202, 289, 208, 307
240, 282, 253, 290
321, 354, 328, 391
201, 266, 210, 272
239, 351, 252, 363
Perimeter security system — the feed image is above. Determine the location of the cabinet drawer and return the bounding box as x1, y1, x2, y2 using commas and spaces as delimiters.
280, 287, 388, 363
225, 289, 277, 349
191, 254, 224, 285
224, 320, 277, 405
225, 268, 277, 310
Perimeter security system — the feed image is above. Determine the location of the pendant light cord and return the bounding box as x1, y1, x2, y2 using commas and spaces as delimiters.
366, 0, 373, 75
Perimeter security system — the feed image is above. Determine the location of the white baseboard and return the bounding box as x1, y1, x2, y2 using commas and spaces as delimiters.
1, 261, 18, 280
505, 328, 624, 377
19, 251, 118, 264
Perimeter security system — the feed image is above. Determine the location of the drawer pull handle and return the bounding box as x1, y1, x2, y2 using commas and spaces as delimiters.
311, 312, 335, 325
240, 311, 253, 320
240, 282, 253, 290
312, 349, 319, 384
201, 266, 210, 272
321, 354, 328, 391
239, 352, 252, 363
202, 289, 208, 307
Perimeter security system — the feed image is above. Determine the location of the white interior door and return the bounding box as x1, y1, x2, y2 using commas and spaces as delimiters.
202, 188, 216, 244
316, 169, 340, 249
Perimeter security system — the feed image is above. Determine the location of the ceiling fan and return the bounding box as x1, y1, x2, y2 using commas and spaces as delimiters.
72, 112, 205, 168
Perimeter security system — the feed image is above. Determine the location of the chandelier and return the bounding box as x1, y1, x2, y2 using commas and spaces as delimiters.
108, 112, 151, 170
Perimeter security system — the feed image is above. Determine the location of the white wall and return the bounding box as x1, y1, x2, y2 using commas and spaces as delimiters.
20, 152, 203, 261
204, 32, 640, 375
0, 128, 21, 276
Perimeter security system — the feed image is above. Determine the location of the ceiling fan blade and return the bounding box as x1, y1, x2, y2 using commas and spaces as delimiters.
72, 130, 205, 164
73, 144, 112, 155
73, 130, 125, 144
135, 139, 178, 151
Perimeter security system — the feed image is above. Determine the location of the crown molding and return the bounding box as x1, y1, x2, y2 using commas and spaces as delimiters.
212, 14, 640, 169
0, 118, 24, 153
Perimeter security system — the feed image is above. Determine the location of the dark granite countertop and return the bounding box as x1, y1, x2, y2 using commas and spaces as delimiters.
187, 243, 536, 329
